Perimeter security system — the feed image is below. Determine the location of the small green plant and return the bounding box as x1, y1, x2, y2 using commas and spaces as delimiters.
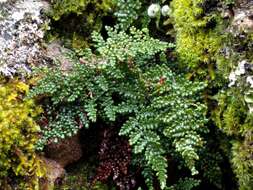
119, 64, 208, 189
166, 177, 200, 190
114, 0, 147, 29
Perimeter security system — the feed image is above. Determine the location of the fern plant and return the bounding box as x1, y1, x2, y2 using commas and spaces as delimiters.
166, 177, 200, 190
119, 64, 207, 189
29, 26, 207, 189
114, 0, 146, 29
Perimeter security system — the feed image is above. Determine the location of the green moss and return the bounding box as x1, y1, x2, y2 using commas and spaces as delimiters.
55, 161, 114, 190
0, 79, 44, 189
172, 0, 210, 31
176, 30, 221, 68
213, 87, 253, 189
49, 0, 114, 21
171, 0, 223, 79
232, 139, 253, 190
47, 0, 115, 49
213, 90, 248, 136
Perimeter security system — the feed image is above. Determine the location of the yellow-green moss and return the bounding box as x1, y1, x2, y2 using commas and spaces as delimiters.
50, 0, 114, 21
0, 79, 44, 189
213, 90, 248, 136
171, 0, 210, 31
176, 30, 221, 68
171, 0, 223, 79
213, 88, 253, 189
48, 0, 115, 49
232, 139, 253, 190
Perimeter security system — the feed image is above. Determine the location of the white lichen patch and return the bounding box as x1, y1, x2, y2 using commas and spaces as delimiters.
228, 60, 253, 113
0, 0, 50, 76
228, 60, 251, 87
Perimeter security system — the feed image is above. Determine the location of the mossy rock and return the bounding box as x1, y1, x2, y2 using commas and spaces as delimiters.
46, 0, 115, 49
54, 160, 115, 190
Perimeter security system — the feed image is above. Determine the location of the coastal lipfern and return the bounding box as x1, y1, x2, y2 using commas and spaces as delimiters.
30, 27, 207, 189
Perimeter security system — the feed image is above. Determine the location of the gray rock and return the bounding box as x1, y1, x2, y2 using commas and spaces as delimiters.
0, 0, 50, 76
46, 41, 75, 72
231, 1, 253, 33
40, 156, 66, 190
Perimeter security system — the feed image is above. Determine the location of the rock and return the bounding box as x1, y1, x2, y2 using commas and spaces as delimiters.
232, 9, 253, 32
39, 133, 83, 189
44, 133, 83, 167
0, 0, 50, 76
46, 41, 75, 71
231, 1, 253, 33
40, 157, 66, 190
235, 0, 253, 7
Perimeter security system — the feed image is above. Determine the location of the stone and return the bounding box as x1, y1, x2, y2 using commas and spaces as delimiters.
46, 41, 75, 71
44, 133, 83, 167
231, 1, 253, 33
40, 157, 66, 190
0, 0, 50, 76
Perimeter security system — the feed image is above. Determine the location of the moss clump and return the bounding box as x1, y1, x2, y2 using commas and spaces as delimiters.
231, 139, 253, 190
47, 0, 115, 49
49, 0, 114, 21
213, 87, 253, 189
0, 79, 44, 189
213, 90, 249, 136
171, 0, 223, 79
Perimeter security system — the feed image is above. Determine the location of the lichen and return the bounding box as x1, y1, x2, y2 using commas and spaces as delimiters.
213, 2, 253, 189
0, 0, 50, 77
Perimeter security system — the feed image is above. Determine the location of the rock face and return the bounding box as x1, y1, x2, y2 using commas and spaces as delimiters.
39, 133, 83, 189
232, 1, 253, 33
40, 157, 66, 190
0, 0, 50, 76
46, 41, 75, 71
227, 0, 253, 114
44, 133, 83, 167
